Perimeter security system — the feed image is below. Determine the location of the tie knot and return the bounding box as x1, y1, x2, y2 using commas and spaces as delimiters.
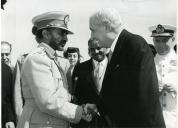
98, 62, 101, 66
96, 62, 103, 69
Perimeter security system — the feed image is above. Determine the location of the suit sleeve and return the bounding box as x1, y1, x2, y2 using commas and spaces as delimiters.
71, 65, 80, 104
5, 66, 16, 124
22, 54, 83, 123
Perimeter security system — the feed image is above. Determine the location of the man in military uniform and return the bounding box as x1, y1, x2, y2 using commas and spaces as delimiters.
149, 24, 177, 128
16, 11, 92, 128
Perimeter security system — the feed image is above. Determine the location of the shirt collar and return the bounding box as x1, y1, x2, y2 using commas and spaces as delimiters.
155, 49, 176, 61
55, 50, 64, 57
92, 57, 108, 68
110, 28, 123, 52
38, 43, 55, 59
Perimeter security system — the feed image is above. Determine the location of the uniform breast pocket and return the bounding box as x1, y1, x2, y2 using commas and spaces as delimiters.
52, 71, 63, 89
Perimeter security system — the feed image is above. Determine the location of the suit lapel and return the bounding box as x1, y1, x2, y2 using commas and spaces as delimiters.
103, 29, 127, 80
86, 59, 100, 95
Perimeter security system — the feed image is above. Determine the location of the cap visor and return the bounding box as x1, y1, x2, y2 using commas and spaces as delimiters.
151, 33, 172, 37
57, 27, 74, 34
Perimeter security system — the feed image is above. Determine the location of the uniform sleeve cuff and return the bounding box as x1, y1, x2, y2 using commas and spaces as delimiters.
74, 105, 83, 123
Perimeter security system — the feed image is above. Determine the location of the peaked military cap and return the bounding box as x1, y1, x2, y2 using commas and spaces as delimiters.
32, 11, 73, 34
149, 24, 176, 37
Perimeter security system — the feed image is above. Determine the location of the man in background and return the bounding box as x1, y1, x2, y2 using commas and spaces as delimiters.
72, 39, 109, 127
1, 41, 12, 68
149, 24, 177, 128
1, 63, 16, 128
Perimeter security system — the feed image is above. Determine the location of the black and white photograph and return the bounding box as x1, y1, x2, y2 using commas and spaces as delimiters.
1, 0, 177, 128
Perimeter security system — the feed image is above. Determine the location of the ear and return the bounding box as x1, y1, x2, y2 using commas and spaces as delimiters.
105, 25, 111, 32
172, 37, 175, 41
42, 29, 50, 39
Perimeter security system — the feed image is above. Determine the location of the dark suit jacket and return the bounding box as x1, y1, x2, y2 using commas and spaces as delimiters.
98, 29, 166, 127
72, 59, 107, 128
1, 63, 16, 128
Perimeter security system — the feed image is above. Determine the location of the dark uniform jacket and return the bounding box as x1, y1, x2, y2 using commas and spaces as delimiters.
1, 62, 16, 128
98, 29, 166, 127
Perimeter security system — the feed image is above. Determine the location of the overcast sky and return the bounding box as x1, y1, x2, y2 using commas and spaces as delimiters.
1, 0, 177, 66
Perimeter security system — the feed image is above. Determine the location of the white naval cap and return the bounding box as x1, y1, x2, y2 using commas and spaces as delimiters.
149, 24, 176, 37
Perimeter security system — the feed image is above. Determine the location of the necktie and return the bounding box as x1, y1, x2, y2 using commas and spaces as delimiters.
94, 62, 103, 92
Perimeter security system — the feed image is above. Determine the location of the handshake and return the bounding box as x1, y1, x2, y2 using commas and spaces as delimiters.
81, 103, 99, 122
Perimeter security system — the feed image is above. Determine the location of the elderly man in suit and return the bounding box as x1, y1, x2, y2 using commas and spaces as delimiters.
72, 38, 108, 127
16, 11, 92, 128
87, 8, 166, 127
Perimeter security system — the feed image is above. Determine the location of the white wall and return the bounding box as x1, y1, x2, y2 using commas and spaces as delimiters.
1, 0, 177, 66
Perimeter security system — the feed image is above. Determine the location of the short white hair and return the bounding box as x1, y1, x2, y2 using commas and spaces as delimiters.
89, 8, 122, 32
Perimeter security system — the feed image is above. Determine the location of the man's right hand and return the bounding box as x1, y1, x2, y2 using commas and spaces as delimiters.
81, 103, 99, 122
81, 104, 92, 122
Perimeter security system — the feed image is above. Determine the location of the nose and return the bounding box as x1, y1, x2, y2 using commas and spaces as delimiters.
90, 32, 94, 40
63, 34, 68, 42
94, 49, 100, 53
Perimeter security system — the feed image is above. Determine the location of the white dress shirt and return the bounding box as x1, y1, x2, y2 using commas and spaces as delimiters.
110, 28, 123, 52
92, 57, 108, 92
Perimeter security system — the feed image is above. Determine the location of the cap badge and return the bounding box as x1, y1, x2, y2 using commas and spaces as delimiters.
64, 15, 69, 27
156, 24, 165, 34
